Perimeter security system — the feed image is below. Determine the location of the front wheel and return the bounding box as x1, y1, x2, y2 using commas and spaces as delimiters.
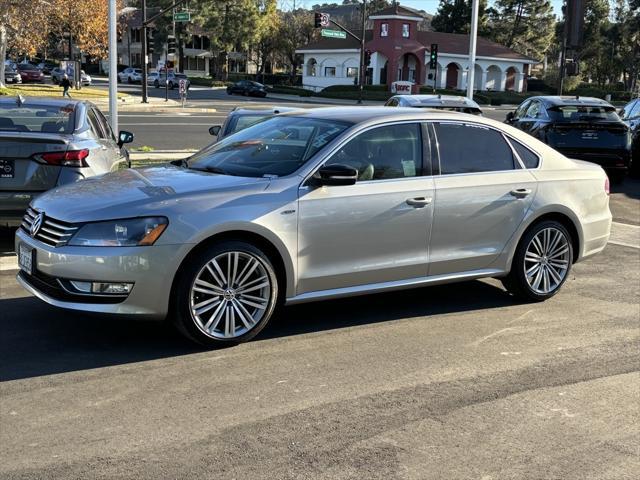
172, 241, 279, 346
502, 221, 573, 301
154, 80, 159, 88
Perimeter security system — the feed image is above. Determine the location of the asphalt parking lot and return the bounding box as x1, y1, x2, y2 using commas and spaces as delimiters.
1, 169, 639, 477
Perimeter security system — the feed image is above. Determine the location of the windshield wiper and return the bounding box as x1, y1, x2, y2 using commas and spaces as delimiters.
170, 158, 189, 168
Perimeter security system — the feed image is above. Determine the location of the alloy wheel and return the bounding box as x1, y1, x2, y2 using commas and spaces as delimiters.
189, 251, 271, 339
524, 227, 570, 295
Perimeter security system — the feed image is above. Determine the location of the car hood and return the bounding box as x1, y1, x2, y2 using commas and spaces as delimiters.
32, 165, 270, 223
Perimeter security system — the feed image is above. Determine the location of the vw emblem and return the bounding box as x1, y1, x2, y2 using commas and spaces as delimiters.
30, 212, 44, 237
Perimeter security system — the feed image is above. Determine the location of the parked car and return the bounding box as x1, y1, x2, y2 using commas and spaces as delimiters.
15, 107, 611, 346
17, 64, 45, 83
153, 72, 190, 90
80, 70, 92, 86
506, 96, 632, 182
36, 62, 58, 75
208, 106, 300, 141
0, 97, 133, 227
619, 98, 640, 177
50, 67, 65, 84
226, 80, 267, 97
118, 67, 142, 84
385, 94, 483, 115
147, 72, 160, 86
4, 67, 22, 84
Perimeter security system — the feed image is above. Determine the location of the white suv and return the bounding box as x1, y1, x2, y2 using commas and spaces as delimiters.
118, 67, 142, 84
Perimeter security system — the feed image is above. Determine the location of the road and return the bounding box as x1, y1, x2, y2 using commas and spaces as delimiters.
1, 86, 639, 479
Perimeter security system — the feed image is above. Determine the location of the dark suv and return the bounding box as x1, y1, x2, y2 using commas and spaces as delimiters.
619, 98, 640, 177
506, 96, 632, 181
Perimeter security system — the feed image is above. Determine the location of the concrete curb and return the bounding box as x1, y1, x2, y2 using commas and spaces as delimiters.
130, 150, 196, 161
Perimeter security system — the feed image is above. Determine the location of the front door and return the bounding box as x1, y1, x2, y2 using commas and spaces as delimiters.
429, 122, 537, 276
297, 123, 434, 295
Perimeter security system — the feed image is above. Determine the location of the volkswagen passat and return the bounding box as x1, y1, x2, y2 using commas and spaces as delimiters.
16, 108, 612, 346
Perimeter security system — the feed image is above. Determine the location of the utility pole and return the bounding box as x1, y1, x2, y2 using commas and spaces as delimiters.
466, 0, 479, 99
141, 0, 148, 103
358, 0, 366, 105
108, 0, 118, 134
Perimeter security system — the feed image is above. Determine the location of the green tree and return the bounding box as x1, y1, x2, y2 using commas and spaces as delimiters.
431, 0, 490, 36
277, 8, 315, 83
487, 0, 555, 60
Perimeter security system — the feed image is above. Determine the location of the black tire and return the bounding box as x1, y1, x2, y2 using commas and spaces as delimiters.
501, 220, 573, 302
154, 80, 159, 88
172, 240, 279, 347
127, 76, 132, 84
243, 89, 249, 96
169, 82, 174, 90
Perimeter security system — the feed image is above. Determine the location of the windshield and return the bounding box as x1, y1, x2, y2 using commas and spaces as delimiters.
187, 116, 352, 177
228, 114, 271, 135
0, 103, 75, 134
550, 105, 619, 122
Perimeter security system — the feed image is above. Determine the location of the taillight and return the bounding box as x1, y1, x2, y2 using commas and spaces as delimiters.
605, 177, 610, 196
34, 149, 89, 167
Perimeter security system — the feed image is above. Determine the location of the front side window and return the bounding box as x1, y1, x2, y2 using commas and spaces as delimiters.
324, 67, 336, 77
514, 100, 531, 119
434, 123, 515, 174
187, 116, 351, 178
525, 101, 542, 118
326, 123, 423, 181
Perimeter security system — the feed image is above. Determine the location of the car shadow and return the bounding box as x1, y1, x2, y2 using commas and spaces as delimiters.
610, 176, 640, 200
0, 279, 521, 382
0, 227, 16, 256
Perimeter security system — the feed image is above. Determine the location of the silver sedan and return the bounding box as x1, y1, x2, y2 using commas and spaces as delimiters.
15, 108, 612, 346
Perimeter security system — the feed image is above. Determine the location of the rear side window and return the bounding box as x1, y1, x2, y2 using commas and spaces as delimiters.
86, 108, 106, 139
508, 138, 540, 168
435, 123, 515, 174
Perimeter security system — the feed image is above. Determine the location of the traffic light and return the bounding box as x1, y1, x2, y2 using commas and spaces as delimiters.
147, 30, 154, 55
314, 12, 322, 28
429, 43, 438, 69
364, 49, 371, 67
167, 35, 176, 55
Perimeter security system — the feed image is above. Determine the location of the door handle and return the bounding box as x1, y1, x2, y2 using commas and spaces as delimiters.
406, 197, 432, 208
510, 188, 532, 199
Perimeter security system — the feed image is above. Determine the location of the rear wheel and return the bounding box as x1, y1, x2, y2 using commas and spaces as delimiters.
172, 241, 279, 347
502, 221, 573, 301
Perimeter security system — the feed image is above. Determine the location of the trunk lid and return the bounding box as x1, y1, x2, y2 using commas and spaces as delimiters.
0, 132, 70, 191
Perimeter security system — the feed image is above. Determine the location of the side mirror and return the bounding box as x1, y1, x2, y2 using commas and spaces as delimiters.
209, 125, 221, 136
118, 130, 134, 147
314, 164, 358, 186
505, 111, 515, 123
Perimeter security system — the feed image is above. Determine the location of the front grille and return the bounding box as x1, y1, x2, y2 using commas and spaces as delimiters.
21, 207, 79, 247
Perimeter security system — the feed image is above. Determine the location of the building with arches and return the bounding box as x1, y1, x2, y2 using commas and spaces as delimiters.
297, 4, 537, 93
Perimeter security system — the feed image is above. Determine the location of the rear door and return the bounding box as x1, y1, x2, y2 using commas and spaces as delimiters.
429, 121, 538, 276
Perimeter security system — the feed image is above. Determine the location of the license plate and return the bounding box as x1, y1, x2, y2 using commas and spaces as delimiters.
18, 243, 34, 275
0, 159, 14, 178
582, 131, 598, 140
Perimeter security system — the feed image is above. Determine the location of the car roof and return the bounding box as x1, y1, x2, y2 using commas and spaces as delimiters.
530, 96, 614, 108
280, 106, 499, 124
0, 96, 88, 109
392, 94, 481, 109
231, 106, 300, 115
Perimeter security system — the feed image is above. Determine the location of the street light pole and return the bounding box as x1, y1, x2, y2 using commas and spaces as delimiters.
357, 0, 366, 105
466, 0, 479, 100
141, 0, 148, 103
108, 0, 118, 134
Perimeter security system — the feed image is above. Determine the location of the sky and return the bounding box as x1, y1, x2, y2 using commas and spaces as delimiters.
280, 1, 565, 16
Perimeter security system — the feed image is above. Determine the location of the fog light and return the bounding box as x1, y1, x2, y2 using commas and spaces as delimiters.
69, 280, 92, 293
91, 282, 134, 294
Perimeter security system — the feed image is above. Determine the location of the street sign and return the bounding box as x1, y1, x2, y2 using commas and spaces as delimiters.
320, 13, 330, 27
321, 29, 346, 39
174, 11, 190, 22
179, 79, 187, 94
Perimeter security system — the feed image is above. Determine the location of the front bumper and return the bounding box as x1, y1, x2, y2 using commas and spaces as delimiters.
15, 228, 188, 319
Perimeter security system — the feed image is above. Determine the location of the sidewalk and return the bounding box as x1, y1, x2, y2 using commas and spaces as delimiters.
129, 149, 196, 162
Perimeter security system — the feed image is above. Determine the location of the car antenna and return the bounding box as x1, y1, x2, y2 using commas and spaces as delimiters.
16, 94, 26, 107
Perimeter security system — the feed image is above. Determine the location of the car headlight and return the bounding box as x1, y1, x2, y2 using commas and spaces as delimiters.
68, 217, 168, 247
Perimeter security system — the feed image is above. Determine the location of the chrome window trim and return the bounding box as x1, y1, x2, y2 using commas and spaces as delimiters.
502, 133, 543, 170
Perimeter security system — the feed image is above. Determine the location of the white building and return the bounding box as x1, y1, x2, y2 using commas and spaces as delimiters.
297, 4, 538, 93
